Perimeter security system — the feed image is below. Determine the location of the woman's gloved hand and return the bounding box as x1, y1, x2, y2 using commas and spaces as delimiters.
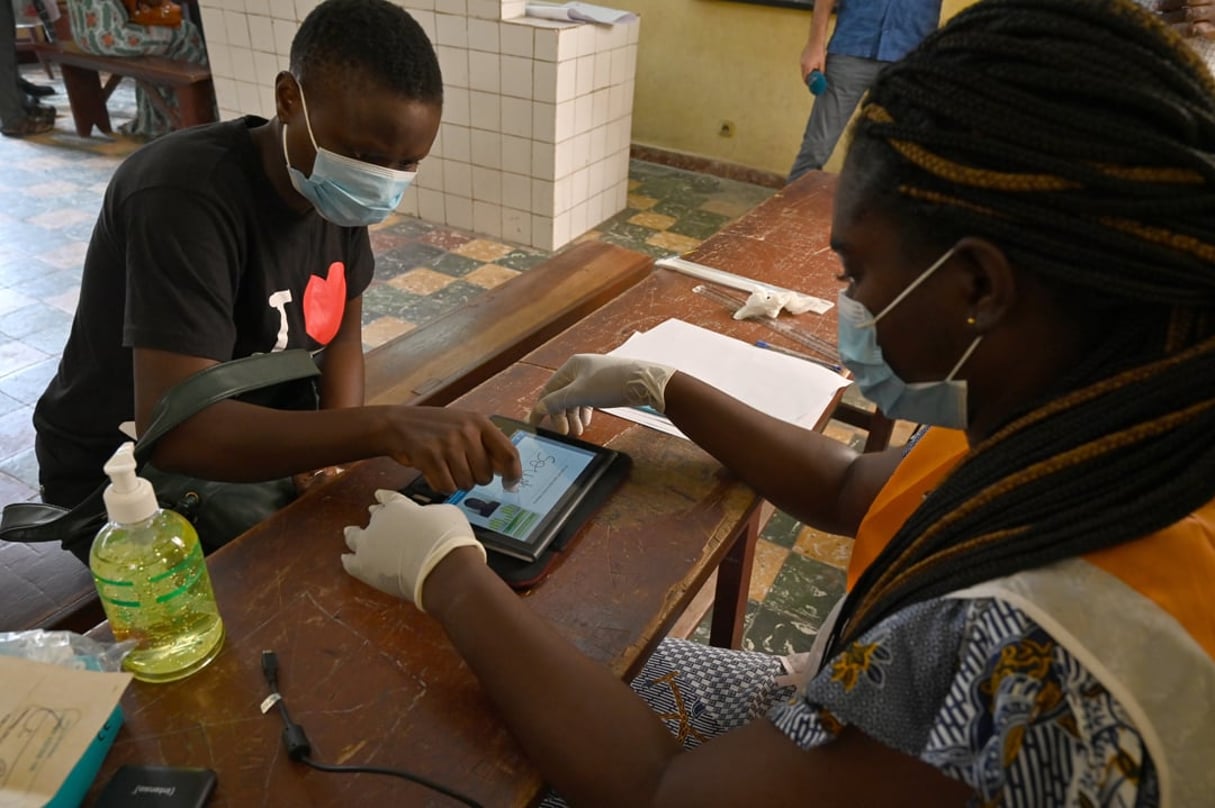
340, 489, 485, 611
528, 354, 676, 435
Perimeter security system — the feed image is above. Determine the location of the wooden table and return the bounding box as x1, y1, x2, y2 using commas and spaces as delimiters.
516, 171, 849, 649
681, 171, 890, 450
86, 172, 849, 807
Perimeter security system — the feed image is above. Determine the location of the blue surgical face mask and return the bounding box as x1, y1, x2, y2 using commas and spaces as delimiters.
282, 80, 417, 227
836, 247, 983, 429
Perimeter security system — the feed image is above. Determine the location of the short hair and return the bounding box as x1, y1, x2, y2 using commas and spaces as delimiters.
823, 0, 1215, 658
290, 0, 442, 104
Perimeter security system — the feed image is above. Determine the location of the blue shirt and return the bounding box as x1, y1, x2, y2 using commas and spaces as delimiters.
828, 0, 942, 63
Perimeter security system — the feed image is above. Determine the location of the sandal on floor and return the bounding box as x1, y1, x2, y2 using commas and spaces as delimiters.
117, 121, 155, 141
25, 104, 56, 123
1, 116, 55, 137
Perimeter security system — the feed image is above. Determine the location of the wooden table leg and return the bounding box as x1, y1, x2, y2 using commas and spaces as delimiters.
833, 401, 897, 453
176, 79, 217, 128
59, 63, 111, 136
709, 507, 760, 649
863, 411, 895, 453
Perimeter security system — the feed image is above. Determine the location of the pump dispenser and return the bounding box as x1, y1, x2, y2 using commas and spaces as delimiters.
90, 442, 225, 682
102, 443, 157, 525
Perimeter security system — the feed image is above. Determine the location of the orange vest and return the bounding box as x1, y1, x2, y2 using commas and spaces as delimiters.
846, 428, 1215, 805
850, 427, 1215, 659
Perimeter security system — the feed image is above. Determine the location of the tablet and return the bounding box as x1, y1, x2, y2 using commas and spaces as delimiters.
400, 416, 630, 566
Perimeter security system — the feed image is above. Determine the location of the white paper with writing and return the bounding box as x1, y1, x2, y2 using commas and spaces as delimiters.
0, 656, 131, 808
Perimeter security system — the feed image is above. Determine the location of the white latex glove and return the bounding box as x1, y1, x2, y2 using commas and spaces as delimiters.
341, 489, 486, 611
528, 354, 677, 435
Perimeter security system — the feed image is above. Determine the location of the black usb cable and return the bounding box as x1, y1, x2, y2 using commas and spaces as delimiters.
261, 650, 483, 807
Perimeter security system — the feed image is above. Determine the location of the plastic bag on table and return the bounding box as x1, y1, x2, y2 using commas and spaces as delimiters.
0, 628, 135, 672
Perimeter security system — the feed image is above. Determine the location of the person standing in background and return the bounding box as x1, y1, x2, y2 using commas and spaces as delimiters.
1, 0, 57, 136
788, 0, 941, 184
1139, 0, 1215, 71
15, 0, 58, 98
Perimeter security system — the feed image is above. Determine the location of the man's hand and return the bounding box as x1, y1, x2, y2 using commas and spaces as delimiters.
341, 490, 485, 610
800, 0, 835, 81
529, 354, 676, 435
384, 407, 522, 494
800, 41, 826, 82
1158, 0, 1215, 39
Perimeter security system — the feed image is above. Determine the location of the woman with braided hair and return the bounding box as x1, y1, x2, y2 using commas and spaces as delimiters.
339, 0, 1215, 804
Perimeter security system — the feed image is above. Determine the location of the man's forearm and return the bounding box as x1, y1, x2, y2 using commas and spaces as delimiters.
150, 400, 393, 481
809, 0, 837, 47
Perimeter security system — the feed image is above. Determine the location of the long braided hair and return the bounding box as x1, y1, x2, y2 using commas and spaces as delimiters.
823, 0, 1215, 659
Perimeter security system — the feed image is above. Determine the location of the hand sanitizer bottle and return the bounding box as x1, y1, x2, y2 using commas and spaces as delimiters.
90, 442, 225, 682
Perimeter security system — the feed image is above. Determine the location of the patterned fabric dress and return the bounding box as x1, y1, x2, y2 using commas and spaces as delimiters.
64, 0, 207, 138
769, 598, 1157, 806
542, 603, 1155, 807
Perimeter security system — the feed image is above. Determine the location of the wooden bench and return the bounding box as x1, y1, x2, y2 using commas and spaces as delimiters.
1, 240, 651, 634
365, 240, 652, 406
33, 41, 216, 137
0, 541, 106, 634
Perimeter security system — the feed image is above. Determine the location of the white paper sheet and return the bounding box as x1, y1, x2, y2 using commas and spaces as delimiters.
525, 2, 637, 24
602, 318, 849, 439
0, 656, 131, 808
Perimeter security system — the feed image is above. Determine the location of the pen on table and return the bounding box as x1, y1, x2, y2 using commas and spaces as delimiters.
632, 403, 671, 421
755, 340, 843, 373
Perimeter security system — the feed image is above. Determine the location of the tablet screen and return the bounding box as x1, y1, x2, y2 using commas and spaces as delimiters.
445, 431, 598, 545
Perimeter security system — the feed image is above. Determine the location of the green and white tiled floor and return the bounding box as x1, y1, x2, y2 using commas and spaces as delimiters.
354, 158, 778, 347
0, 64, 886, 654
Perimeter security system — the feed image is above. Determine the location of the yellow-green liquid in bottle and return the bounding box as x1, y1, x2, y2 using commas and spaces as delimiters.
90, 509, 225, 683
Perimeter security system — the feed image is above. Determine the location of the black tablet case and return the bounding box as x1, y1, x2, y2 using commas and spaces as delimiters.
487, 448, 631, 588
402, 448, 631, 589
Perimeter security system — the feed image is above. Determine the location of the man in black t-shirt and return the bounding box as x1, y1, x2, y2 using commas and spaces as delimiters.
34, 0, 522, 547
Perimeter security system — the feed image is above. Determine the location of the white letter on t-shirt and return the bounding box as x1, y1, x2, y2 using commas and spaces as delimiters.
268, 290, 292, 351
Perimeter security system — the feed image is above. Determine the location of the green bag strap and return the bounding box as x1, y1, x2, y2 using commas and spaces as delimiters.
0, 350, 321, 547
134, 349, 320, 464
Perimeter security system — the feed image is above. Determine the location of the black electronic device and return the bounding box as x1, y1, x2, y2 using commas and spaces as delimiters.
401, 416, 630, 586
94, 765, 217, 808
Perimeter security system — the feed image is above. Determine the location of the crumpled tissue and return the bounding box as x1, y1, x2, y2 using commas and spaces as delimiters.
733, 289, 796, 319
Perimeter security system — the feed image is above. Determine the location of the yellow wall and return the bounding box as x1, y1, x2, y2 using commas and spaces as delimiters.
614, 0, 980, 177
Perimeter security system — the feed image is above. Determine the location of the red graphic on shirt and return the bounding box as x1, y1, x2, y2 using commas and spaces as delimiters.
303, 262, 347, 345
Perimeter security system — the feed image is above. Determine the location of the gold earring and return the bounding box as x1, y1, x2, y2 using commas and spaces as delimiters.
966, 315, 977, 326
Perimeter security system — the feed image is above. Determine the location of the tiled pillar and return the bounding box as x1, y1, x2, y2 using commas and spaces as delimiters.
198, 0, 639, 251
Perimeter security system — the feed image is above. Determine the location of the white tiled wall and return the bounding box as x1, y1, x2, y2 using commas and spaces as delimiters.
199, 0, 638, 251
